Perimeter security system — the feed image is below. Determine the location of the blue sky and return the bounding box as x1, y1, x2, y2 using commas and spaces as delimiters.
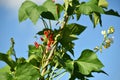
0, 0, 120, 80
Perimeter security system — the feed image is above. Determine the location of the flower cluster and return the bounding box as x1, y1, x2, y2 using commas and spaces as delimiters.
44, 30, 54, 48
94, 26, 115, 52
34, 30, 54, 52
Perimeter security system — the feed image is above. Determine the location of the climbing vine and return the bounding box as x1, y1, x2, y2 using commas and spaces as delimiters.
0, 0, 119, 80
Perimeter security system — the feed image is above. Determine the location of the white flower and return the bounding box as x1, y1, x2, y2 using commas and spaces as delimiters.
101, 30, 106, 35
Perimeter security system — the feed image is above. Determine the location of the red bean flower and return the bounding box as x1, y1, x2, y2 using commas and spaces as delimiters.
34, 41, 40, 48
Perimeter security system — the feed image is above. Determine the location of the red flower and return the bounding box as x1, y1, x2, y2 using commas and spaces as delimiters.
44, 30, 50, 38
34, 41, 39, 48
47, 41, 51, 47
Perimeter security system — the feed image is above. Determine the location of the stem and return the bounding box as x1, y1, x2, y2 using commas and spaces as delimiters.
49, 63, 59, 79
56, 71, 66, 80
41, 17, 48, 28
61, 14, 69, 29
41, 42, 57, 76
49, 20, 52, 29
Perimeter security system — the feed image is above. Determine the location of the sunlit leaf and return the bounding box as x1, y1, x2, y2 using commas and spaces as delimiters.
41, 0, 58, 20
75, 49, 104, 75
78, 0, 104, 15
15, 63, 40, 80
0, 65, 10, 73
98, 0, 108, 8
0, 72, 13, 80
25, 4, 40, 24
19, 1, 37, 22
28, 45, 43, 59
93, 13, 100, 27
64, 0, 69, 11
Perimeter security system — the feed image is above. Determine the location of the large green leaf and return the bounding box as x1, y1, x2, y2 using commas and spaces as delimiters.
38, 5, 47, 15
104, 9, 120, 17
78, 0, 104, 15
0, 65, 10, 73
28, 45, 43, 59
15, 63, 40, 80
19, 1, 41, 24
75, 49, 104, 75
65, 60, 74, 73
66, 23, 86, 35
0, 53, 16, 71
19, 1, 37, 22
59, 23, 86, 55
25, 4, 40, 24
41, 0, 58, 20
0, 66, 13, 80
0, 72, 13, 80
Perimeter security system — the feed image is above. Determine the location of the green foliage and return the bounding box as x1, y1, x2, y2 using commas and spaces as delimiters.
75, 49, 104, 75
41, 0, 59, 20
63, 49, 104, 79
19, 0, 63, 24
0, 72, 13, 80
0, 53, 16, 71
18, 1, 38, 23
15, 63, 40, 80
0, 0, 120, 80
78, 0, 104, 15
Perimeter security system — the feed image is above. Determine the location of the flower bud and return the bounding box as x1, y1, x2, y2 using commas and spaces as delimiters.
107, 26, 115, 34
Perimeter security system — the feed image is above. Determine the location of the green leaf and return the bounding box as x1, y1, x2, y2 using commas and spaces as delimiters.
27, 55, 41, 67
67, 0, 80, 16
89, 13, 102, 27
98, 0, 108, 8
25, 4, 40, 24
65, 60, 74, 73
59, 23, 86, 55
0, 65, 10, 73
0, 53, 16, 71
93, 13, 100, 27
64, 0, 69, 11
75, 49, 104, 75
41, 0, 58, 20
104, 9, 120, 17
66, 23, 86, 35
15, 63, 40, 80
17, 57, 26, 64
19, 1, 37, 22
28, 45, 43, 59
54, 52, 73, 72
38, 6, 47, 15
78, 0, 104, 15
56, 4, 64, 18
0, 72, 13, 80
